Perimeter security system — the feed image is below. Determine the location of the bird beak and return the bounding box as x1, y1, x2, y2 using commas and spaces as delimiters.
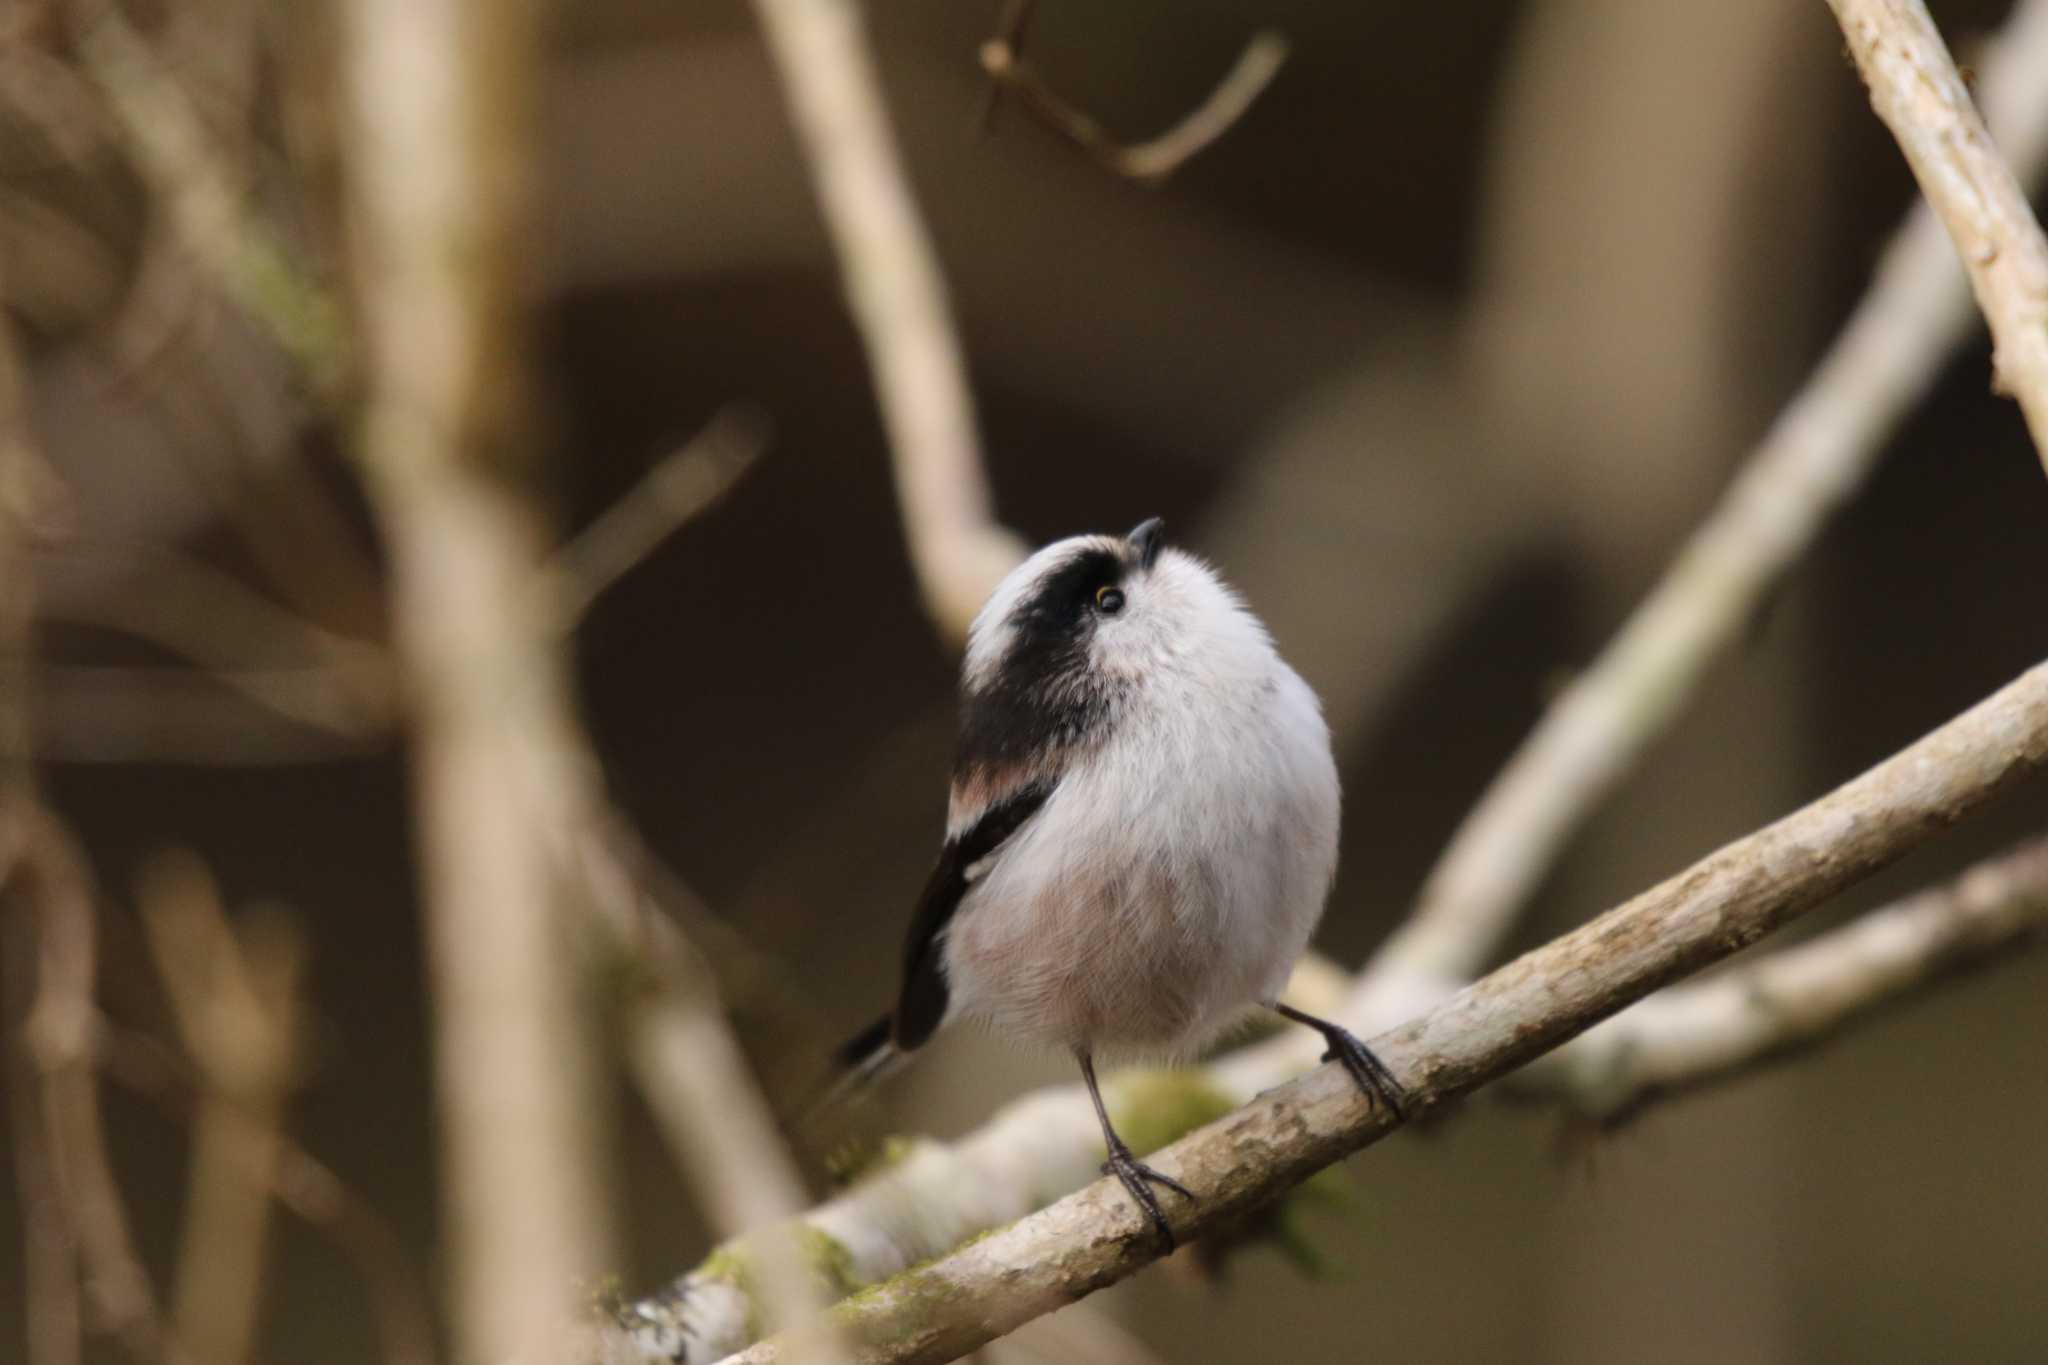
1126, 517, 1165, 570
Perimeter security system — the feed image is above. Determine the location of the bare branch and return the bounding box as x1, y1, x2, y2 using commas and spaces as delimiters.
752, 0, 1026, 645
584, 658, 2048, 1364
13, 807, 172, 1362
93, 1020, 440, 1365
136, 850, 304, 1365
546, 403, 772, 628
341, 0, 617, 1357
3, 929, 82, 1365
37, 541, 395, 736
978, 26, 1289, 185
712, 657, 2048, 1364
547, 790, 854, 1363
0, 292, 85, 1365
1511, 833, 2048, 1124
67, 0, 350, 401
1367, 0, 2048, 987
31, 666, 383, 765
1827, 0, 2048, 476
91, 1019, 438, 1365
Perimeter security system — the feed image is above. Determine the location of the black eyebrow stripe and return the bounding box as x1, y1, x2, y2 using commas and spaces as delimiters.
1013, 546, 1125, 628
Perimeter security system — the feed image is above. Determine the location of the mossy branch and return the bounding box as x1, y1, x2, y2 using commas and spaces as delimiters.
583, 658, 2048, 1364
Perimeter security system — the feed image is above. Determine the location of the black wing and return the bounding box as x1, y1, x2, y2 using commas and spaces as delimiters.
894, 779, 1055, 1050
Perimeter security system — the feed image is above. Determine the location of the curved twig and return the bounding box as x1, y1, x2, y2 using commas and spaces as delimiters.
979, 26, 1289, 184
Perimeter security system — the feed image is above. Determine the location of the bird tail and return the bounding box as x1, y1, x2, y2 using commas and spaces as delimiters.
800, 1013, 906, 1123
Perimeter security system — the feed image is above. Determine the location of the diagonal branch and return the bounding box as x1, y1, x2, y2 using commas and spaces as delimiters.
1370, 0, 2048, 988
714, 657, 2048, 1365
543, 403, 773, 629
1827, 0, 2048, 477
582, 657, 2048, 1364
1510, 832, 2048, 1125
752, 0, 1026, 645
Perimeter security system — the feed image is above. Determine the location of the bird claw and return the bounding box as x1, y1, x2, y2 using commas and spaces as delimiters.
1101, 1141, 1195, 1254
1319, 1027, 1410, 1122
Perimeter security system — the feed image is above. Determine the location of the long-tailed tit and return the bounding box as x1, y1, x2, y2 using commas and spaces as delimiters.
835, 518, 1405, 1251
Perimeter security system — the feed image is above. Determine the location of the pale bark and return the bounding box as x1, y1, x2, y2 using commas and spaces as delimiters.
752, 0, 1026, 644
341, 0, 614, 1357
1827, 0, 2048, 476
1376, 0, 2048, 985
1512, 834, 2048, 1123
586, 657, 2048, 1364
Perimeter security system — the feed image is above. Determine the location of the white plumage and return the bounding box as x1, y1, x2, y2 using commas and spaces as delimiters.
942, 537, 1340, 1060
842, 519, 1402, 1252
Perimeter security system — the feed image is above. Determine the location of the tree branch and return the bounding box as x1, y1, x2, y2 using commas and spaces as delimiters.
544, 403, 772, 629
978, 23, 1289, 185
1370, 0, 2048, 987
581, 657, 2048, 1364
36, 541, 395, 737
751, 0, 1026, 645
570, 814, 857, 1365
11, 806, 173, 1363
339, 0, 617, 1357
716, 657, 2048, 1365
1510, 832, 2048, 1125
1827, 0, 2048, 476
68, 0, 350, 402
91, 1021, 438, 1365
135, 850, 304, 1365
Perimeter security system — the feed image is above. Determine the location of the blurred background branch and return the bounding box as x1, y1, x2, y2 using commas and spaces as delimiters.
1509, 831, 2048, 1125
1370, 0, 2048, 992
340, 0, 620, 1359
977, 10, 1289, 186
752, 0, 1026, 645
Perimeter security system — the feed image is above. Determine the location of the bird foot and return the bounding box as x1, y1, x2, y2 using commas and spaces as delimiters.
1317, 1023, 1410, 1121
1101, 1139, 1195, 1254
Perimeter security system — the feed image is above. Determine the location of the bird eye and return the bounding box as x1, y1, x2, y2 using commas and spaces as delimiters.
1094, 585, 1125, 615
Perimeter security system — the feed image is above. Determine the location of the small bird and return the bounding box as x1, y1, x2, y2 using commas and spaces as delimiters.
835, 518, 1405, 1251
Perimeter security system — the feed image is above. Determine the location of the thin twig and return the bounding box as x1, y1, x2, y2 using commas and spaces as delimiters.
67, 0, 350, 402
753, 0, 1026, 645
37, 540, 394, 736
4, 858, 83, 1365
136, 850, 303, 1365
93, 1021, 439, 1365
978, 27, 1289, 184
544, 784, 854, 1364
972, 0, 1035, 135
546, 403, 772, 628
1510, 832, 2048, 1125
1365, 0, 2048, 989
1, 306, 84, 1365
31, 666, 383, 765
1827, 0, 2048, 476
16, 808, 171, 1362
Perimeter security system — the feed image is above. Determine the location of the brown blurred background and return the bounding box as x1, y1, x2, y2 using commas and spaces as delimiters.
7, 1, 2048, 1361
